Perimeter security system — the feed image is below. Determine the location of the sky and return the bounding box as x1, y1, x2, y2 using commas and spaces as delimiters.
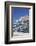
11, 7, 29, 23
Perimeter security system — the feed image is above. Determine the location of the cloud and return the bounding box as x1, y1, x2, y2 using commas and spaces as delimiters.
16, 20, 18, 22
